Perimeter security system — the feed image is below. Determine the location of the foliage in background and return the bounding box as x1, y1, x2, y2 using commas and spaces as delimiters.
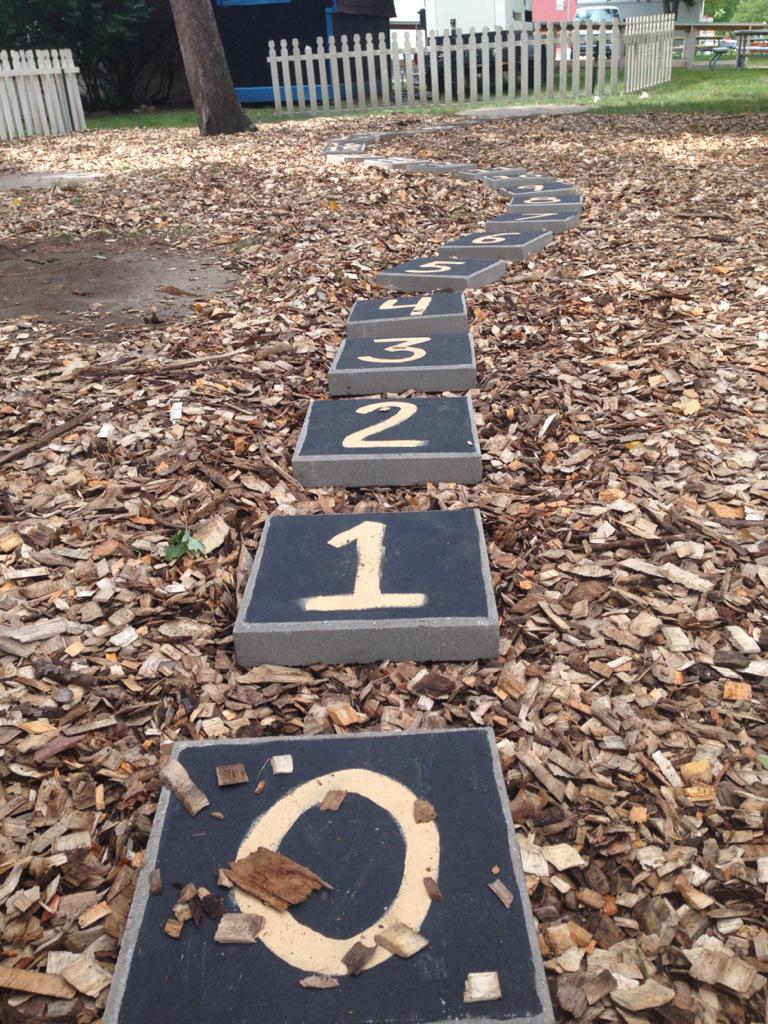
0, 0, 186, 110
705, 0, 768, 19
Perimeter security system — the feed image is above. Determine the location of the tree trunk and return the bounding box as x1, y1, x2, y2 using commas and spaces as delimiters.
169, 0, 251, 136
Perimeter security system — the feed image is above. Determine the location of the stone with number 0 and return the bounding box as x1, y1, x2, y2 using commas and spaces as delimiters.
376, 257, 506, 292
293, 396, 481, 487
346, 293, 469, 340
328, 332, 476, 396
105, 729, 553, 1024
234, 509, 499, 666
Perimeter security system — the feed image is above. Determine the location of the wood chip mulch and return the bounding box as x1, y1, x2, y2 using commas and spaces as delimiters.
1, 109, 767, 1023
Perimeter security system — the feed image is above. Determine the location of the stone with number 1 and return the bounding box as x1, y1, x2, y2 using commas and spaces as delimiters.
234, 509, 499, 666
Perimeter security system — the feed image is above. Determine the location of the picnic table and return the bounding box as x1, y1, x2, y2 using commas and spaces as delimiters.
735, 28, 768, 67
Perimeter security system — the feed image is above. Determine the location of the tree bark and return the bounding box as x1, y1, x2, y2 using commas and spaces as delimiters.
169, 0, 251, 136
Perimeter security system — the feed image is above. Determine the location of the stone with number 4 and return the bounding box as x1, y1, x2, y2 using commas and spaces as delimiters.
234, 509, 499, 666
376, 257, 506, 292
328, 332, 476, 396
440, 230, 553, 262
293, 396, 481, 487
346, 293, 469, 339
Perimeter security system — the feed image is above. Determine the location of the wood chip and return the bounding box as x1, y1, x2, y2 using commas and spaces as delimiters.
374, 923, 429, 958
300, 974, 340, 989
270, 755, 294, 775
464, 971, 502, 1003
216, 762, 249, 787
159, 759, 209, 816
488, 878, 515, 908
423, 876, 443, 901
342, 941, 376, 976
226, 847, 331, 911
413, 798, 437, 823
214, 913, 265, 943
0, 966, 76, 999
59, 952, 111, 997
611, 978, 676, 1011
319, 789, 347, 811
164, 918, 184, 939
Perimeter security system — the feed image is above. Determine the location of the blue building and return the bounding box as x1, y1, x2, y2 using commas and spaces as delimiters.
213, 0, 396, 102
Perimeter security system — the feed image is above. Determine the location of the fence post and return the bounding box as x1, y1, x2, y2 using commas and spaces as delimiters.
391, 33, 402, 107
480, 27, 490, 102
545, 22, 555, 98
352, 33, 365, 108
494, 25, 503, 98
596, 21, 607, 96
468, 27, 478, 104
532, 22, 542, 99
429, 30, 440, 105
378, 31, 393, 108
506, 25, 517, 100
291, 38, 307, 113
443, 28, 453, 103
415, 29, 427, 106
364, 33, 378, 110
402, 31, 415, 105
558, 23, 568, 98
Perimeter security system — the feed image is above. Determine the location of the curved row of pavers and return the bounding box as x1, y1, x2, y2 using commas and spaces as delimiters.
233, 118, 582, 669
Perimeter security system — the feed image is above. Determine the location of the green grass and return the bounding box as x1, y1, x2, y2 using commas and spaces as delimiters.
84, 67, 768, 131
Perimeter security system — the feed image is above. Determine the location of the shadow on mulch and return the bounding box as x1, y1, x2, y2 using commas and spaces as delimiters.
0, 239, 238, 326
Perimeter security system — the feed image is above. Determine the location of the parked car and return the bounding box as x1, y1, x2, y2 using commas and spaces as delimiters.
574, 5, 622, 57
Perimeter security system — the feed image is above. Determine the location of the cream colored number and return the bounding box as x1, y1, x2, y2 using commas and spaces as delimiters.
342, 401, 424, 449
379, 296, 431, 316
472, 235, 507, 245
304, 521, 427, 613
358, 337, 429, 365
405, 259, 465, 275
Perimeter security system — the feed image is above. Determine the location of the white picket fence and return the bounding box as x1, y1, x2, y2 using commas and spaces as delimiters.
0, 49, 86, 141
267, 16, 674, 117
624, 14, 675, 93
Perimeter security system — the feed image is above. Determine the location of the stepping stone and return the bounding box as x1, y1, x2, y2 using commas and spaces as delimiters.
0, 172, 103, 191
105, 729, 553, 1024
323, 141, 367, 155
481, 166, 528, 178
328, 331, 476, 396
501, 182, 580, 198
440, 229, 553, 262
507, 194, 582, 215
347, 293, 469, 339
233, 508, 499, 666
376, 257, 506, 293
493, 173, 559, 186
293, 396, 481, 487
485, 211, 580, 234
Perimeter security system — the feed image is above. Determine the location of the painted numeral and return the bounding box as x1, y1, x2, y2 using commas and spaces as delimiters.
357, 337, 430, 364
304, 521, 427, 612
342, 401, 425, 449
379, 296, 431, 316
405, 259, 466, 275
470, 235, 507, 244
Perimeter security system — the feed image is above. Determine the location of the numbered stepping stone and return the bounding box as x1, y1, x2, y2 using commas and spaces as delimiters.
376, 257, 506, 293
233, 509, 499, 665
482, 166, 528, 178
328, 332, 476, 396
498, 182, 579, 197
507, 194, 582, 215
485, 210, 580, 234
323, 141, 367, 155
347, 293, 469, 339
440, 229, 553, 262
105, 729, 553, 1024
493, 173, 559, 185
293, 396, 481, 487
